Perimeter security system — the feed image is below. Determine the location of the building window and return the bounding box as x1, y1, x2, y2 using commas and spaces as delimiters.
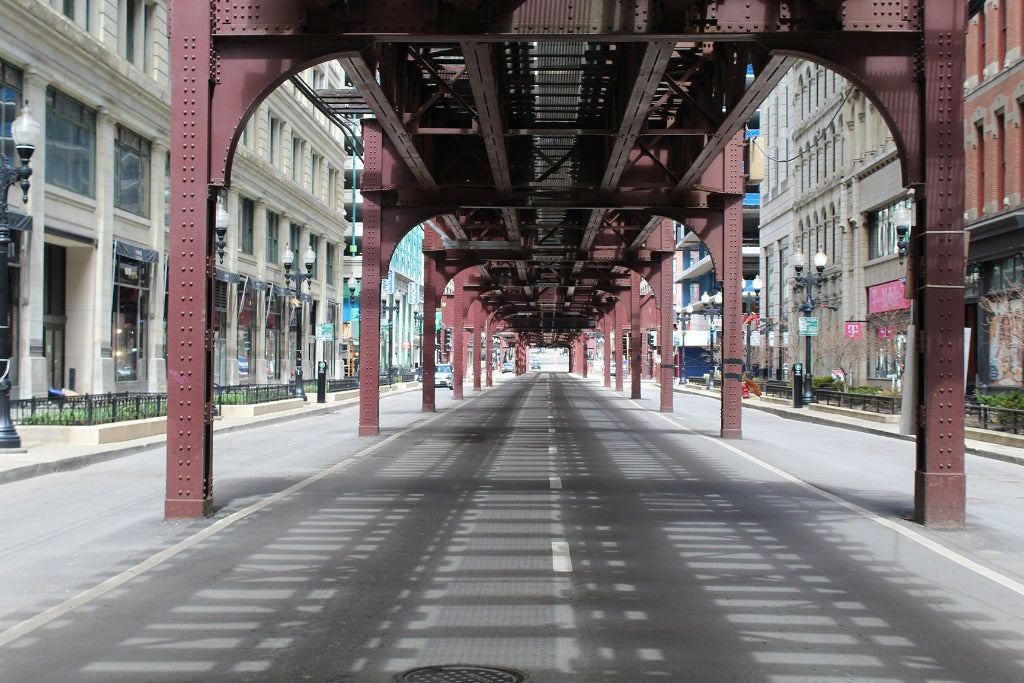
237, 279, 256, 383
239, 196, 255, 254
1, 61, 24, 163
289, 222, 301, 253
867, 198, 912, 260
309, 234, 320, 279
266, 210, 280, 263
268, 115, 281, 167
46, 87, 96, 197
265, 288, 283, 380
326, 242, 335, 285
976, 121, 986, 214
995, 111, 1005, 207
292, 136, 304, 183
114, 125, 151, 217
112, 253, 151, 382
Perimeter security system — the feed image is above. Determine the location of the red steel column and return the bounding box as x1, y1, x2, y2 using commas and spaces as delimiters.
421, 233, 440, 412
614, 301, 624, 392
165, 4, 214, 519
915, 0, 966, 527
602, 313, 612, 387
452, 273, 467, 399
485, 312, 494, 387
630, 273, 642, 399
720, 138, 745, 439
472, 299, 482, 391
358, 122, 384, 436
658, 251, 674, 413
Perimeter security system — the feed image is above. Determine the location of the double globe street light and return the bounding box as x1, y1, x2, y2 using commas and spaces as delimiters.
0, 104, 41, 450
283, 245, 316, 400
700, 289, 723, 390
742, 275, 763, 376
793, 250, 828, 407
673, 303, 692, 385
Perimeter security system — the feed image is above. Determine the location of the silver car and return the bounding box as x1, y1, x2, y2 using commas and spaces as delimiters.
435, 363, 454, 389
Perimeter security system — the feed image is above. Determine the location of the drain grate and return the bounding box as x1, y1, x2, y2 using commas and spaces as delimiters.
397, 664, 526, 683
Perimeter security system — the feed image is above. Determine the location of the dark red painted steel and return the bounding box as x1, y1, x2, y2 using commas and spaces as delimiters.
630, 272, 642, 400
165, 5, 215, 519
914, 0, 967, 527
358, 122, 384, 437
166, 0, 968, 524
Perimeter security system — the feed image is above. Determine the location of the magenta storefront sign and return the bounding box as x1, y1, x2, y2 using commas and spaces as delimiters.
868, 280, 911, 313
844, 322, 863, 339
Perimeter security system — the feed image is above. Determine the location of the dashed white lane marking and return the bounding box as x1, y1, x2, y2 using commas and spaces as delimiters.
641, 402, 1024, 599
548, 446, 557, 455
551, 541, 573, 572
549, 477, 562, 490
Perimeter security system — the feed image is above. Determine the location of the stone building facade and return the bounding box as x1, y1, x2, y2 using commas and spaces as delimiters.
0, 0, 394, 398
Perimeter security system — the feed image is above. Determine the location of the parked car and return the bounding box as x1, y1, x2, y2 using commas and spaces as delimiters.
501, 361, 514, 373
435, 363, 454, 389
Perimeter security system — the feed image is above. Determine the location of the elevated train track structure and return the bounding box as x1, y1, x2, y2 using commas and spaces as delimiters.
168, 1, 967, 526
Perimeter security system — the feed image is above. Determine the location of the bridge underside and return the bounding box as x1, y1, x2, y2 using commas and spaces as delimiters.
167, 1, 967, 526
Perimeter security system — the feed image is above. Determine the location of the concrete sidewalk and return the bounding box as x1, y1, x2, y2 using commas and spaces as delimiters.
0, 383, 423, 485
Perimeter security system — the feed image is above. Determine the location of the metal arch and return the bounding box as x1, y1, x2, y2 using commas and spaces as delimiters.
168, 0, 968, 526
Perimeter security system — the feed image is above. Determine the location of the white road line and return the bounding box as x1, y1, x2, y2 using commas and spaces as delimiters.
548, 446, 557, 455
551, 541, 573, 572
0, 412, 446, 649
550, 477, 562, 489
642, 403, 1024, 599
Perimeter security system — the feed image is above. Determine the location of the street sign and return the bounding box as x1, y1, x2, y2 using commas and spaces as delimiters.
315, 323, 335, 341
798, 317, 819, 336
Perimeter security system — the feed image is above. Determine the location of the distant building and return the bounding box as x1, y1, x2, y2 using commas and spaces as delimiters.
964, 0, 1024, 393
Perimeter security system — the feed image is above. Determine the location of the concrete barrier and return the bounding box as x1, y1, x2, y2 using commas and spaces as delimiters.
19, 416, 167, 446
219, 398, 305, 417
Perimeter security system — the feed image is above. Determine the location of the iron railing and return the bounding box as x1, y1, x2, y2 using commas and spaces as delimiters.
965, 403, 1024, 435
13, 392, 168, 426
816, 389, 901, 415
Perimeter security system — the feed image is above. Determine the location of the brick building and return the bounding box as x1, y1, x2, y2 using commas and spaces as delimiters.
964, 0, 1024, 392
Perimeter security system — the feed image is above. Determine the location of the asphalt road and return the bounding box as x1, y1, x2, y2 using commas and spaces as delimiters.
1, 372, 1023, 681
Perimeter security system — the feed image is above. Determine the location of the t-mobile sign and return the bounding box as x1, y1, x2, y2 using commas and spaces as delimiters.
868, 280, 911, 313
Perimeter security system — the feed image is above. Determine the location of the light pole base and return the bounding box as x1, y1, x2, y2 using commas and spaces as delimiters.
0, 426, 21, 450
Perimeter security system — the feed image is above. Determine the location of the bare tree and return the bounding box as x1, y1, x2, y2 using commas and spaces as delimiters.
812, 324, 869, 390
980, 281, 1024, 387
866, 309, 911, 390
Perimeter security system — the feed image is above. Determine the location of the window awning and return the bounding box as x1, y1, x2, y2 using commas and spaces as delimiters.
7, 210, 31, 232
214, 267, 241, 283
115, 240, 159, 263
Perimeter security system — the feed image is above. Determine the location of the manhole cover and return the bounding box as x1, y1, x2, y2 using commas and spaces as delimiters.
397, 664, 526, 683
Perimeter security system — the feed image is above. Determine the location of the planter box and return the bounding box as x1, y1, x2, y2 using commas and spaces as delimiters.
218, 398, 305, 417
19, 416, 167, 445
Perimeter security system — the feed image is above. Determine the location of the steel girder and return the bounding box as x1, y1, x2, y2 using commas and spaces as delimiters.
168, 0, 966, 526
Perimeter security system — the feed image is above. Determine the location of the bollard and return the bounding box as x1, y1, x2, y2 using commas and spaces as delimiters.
792, 363, 804, 409
316, 361, 327, 404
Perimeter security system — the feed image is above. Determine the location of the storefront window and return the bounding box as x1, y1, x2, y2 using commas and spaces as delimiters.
237, 279, 256, 383
112, 253, 150, 382
265, 286, 284, 380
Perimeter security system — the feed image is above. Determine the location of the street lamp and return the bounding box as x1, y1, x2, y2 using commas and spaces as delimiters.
742, 275, 763, 376
214, 198, 229, 263
793, 250, 828, 407
346, 277, 360, 378
700, 289, 723, 390
673, 303, 691, 385
0, 103, 40, 449
381, 289, 403, 385
893, 203, 911, 265
283, 245, 316, 399
412, 304, 424, 370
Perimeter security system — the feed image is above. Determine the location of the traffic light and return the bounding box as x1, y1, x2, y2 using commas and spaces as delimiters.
443, 327, 452, 351
647, 329, 657, 348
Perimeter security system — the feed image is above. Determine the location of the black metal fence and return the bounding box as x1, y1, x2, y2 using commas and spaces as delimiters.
816, 389, 901, 415
965, 403, 1024, 435
12, 392, 168, 426
14, 375, 401, 427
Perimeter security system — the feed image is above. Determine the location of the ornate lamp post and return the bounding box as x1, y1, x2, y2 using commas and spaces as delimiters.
793, 250, 828, 406
0, 104, 41, 449
346, 276, 360, 378
700, 289, 723, 390
673, 303, 691, 385
412, 304, 423, 370
283, 245, 315, 399
742, 275, 763, 376
382, 289, 403, 385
